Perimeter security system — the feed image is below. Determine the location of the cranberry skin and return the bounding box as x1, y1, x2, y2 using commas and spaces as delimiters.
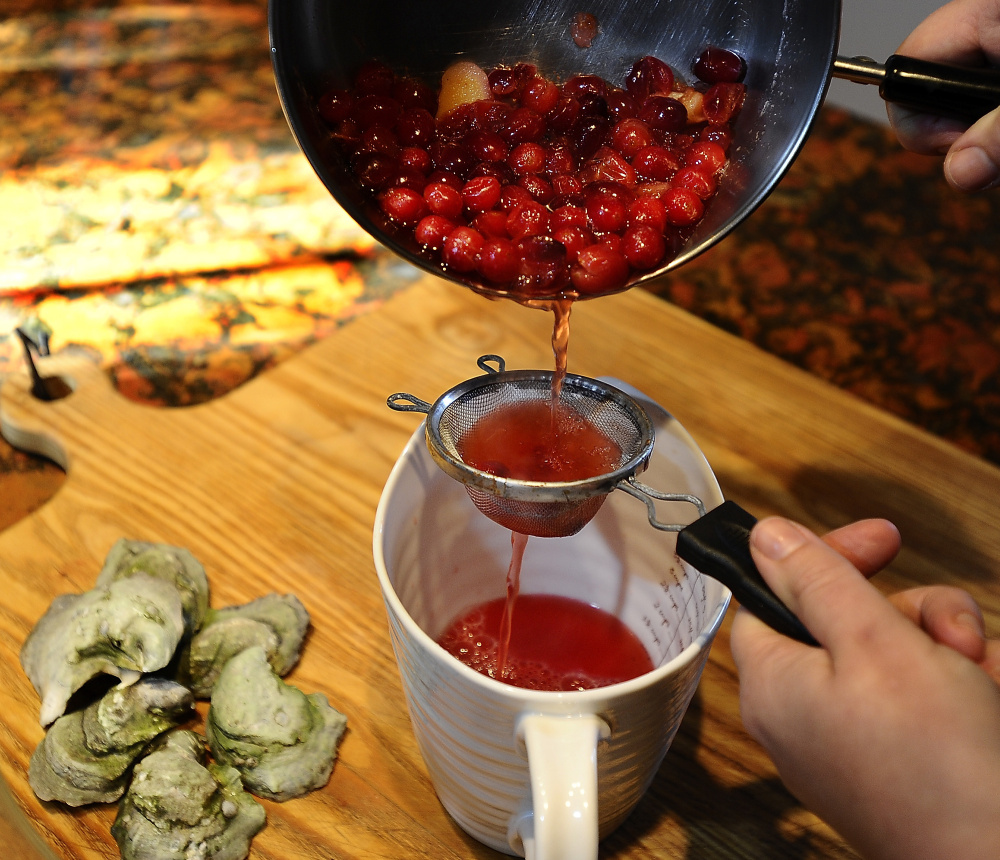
580, 147, 637, 186
625, 56, 675, 102
518, 174, 554, 204
423, 182, 464, 219
318, 88, 354, 123
571, 244, 630, 295
693, 47, 747, 84
632, 145, 681, 181
683, 140, 727, 175
462, 175, 503, 212
622, 224, 666, 269
414, 215, 456, 250
671, 166, 717, 200
576, 93, 610, 119
638, 96, 687, 134
442, 227, 485, 272
703, 82, 746, 124
385, 166, 427, 192
662, 187, 705, 226
470, 161, 516, 185
478, 237, 520, 283
506, 202, 550, 240
378, 186, 429, 224
550, 174, 583, 197
396, 107, 436, 146
488, 63, 535, 98
610, 119, 655, 158
545, 145, 576, 176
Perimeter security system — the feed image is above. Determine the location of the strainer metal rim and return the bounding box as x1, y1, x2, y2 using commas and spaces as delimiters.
423, 367, 655, 503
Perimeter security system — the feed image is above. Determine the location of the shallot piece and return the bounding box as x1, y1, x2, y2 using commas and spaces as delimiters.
436, 61, 492, 118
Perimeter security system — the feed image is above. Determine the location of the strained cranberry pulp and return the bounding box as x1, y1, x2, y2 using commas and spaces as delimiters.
318, 49, 746, 301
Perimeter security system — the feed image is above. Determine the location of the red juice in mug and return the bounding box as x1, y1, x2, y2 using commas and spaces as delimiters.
437, 593, 654, 691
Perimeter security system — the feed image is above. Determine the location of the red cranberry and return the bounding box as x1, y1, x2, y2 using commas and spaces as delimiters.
518, 174, 554, 204
393, 77, 438, 112
604, 88, 638, 122
625, 56, 674, 102
553, 225, 595, 260
472, 210, 509, 238
516, 236, 570, 295
627, 197, 668, 233
570, 12, 598, 48
622, 225, 666, 269
638, 96, 687, 133
467, 130, 509, 162
610, 119, 655, 158
671, 166, 717, 200
569, 115, 610, 160
703, 82, 746, 124
378, 186, 428, 224
499, 184, 534, 212
478, 238, 520, 283
631, 145, 681, 181
700, 123, 733, 151
586, 194, 628, 233
550, 204, 588, 231
662, 188, 704, 226
399, 146, 432, 175
351, 94, 402, 130
563, 74, 607, 99
488, 63, 535, 98
571, 244, 629, 294
415, 215, 456, 250
508, 142, 547, 175
506, 202, 550, 240
430, 140, 475, 177
396, 107, 436, 146
693, 47, 747, 84
354, 60, 395, 96
351, 152, 396, 190
462, 175, 503, 212
502, 107, 546, 144
546, 96, 582, 132
683, 140, 727, 174
318, 88, 354, 123
523, 76, 560, 114
426, 169, 462, 190
424, 182, 464, 219
442, 226, 485, 272
359, 125, 401, 158
580, 147, 636, 186
550, 174, 583, 196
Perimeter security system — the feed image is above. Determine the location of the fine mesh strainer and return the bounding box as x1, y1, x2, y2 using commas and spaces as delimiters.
388, 355, 816, 644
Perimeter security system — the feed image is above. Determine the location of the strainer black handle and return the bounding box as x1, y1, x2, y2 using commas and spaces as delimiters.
676, 501, 818, 647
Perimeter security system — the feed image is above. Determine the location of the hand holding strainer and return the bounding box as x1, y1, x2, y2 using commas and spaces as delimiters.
388, 355, 817, 645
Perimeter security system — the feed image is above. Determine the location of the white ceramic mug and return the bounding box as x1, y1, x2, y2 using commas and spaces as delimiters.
373, 385, 731, 859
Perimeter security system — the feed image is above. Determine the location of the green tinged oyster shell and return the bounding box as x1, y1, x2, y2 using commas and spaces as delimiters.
20, 574, 186, 726
206, 646, 346, 801
97, 539, 210, 635
112, 730, 265, 860
188, 594, 310, 698
29, 678, 194, 806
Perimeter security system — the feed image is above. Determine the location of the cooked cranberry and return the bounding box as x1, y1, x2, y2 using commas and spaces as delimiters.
462, 175, 503, 212
502, 107, 546, 144
396, 107, 436, 146
508, 142, 547, 175
627, 197, 668, 233
580, 147, 636, 186
550, 204, 588, 231
478, 237, 520, 282
569, 115, 610, 160
488, 63, 536, 98
470, 161, 516, 185
631, 144, 681, 181
430, 140, 475, 177
577, 93, 610, 119
359, 125, 401, 158
506, 202, 550, 240
622, 225, 666, 269
426, 169, 463, 190
671, 166, 717, 200
442, 226, 485, 272
570, 12, 598, 48
582, 180, 633, 202
378, 186, 429, 224
467, 130, 509, 162
586, 194, 628, 233
625, 56, 674, 102
318, 88, 354, 123
415, 215, 456, 250
499, 184, 534, 212
518, 174, 554, 204
472, 210, 509, 238
517, 236, 570, 295
352, 152, 396, 190
693, 47, 747, 85
550, 174, 583, 196
523, 76, 561, 114
605, 89, 638, 122
352, 94, 402, 130
546, 96, 581, 132
610, 119, 655, 158
553, 225, 594, 260
700, 123, 733, 151
393, 77, 438, 112
662, 187, 704, 226
638, 96, 687, 133
330, 119, 361, 152
600, 232, 623, 254
424, 182, 464, 219
571, 244, 629, 294
544, 145, 576, 176
703, 82, 746, 124
683, 140, 727, 174
399, 147, 432, 175
385, 166, 427, 192
354, 60, 395, 95
563, 74, 607, 99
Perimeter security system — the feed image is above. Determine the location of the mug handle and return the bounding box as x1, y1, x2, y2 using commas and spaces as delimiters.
510, 713, 611, 860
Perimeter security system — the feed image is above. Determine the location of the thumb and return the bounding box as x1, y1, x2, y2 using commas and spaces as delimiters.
944, 106, 1000, 191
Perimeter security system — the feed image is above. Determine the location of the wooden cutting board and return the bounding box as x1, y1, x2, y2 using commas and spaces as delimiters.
2, 275, 998, 859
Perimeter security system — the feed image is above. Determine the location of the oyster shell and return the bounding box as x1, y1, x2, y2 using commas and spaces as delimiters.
97, 539, 210, 635
206, 646, 347, 801
20, 574, 186, 726
188, 594, 310, 698
29, 677, 194, 806
111, 730, 265, 860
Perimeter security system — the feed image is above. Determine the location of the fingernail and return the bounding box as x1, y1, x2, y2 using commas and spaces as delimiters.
956, 611, 985, 638
945, 146, 1000, 192
752, 518, 808, 560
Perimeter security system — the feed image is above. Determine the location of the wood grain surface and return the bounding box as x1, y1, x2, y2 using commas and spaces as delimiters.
1, 275, 998, 859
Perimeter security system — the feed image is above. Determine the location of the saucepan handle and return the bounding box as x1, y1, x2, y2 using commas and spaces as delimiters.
676, 501, 818, 646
